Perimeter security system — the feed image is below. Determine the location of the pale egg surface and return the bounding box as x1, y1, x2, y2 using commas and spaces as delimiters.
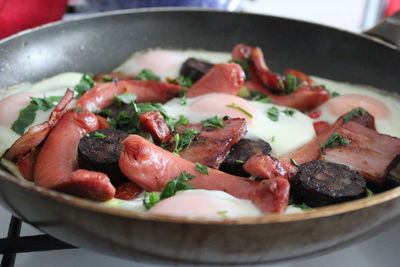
313, 77, 400, 138
1, 49, 399, 217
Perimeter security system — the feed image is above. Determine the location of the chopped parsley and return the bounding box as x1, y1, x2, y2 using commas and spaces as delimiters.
113, 93, 136, 105
173, 129, 200, 155
201, 116, 224, 128
11, 95, 63, 135
74, 73, 95, 98
72, 107, 83, 112
226, 103, 253, 118
367, 188, 374, 197
143, 192, 160, 209
93, 132, 106, 139
290, 158, 300, 167
234, 159, 244, 164
283, 108, 295, 117
159, 171, 196, 199
170, 75, 193, 88
324, 133, 350, 149
95, 108, 112, 117
250, 92, 271, 103
229, 59, 251, 80
291, 203, 313, 211
172, 115, 189, 129
180, 89, 187, 105
102, 75, 112, 82
195, 162, 208, 175
271, 136, 276, 142
135, 69, 161, 81
343, 107, 367, 122
217, 210, 228, 217
267, 106, 279, 122
284, 74, 297, 94
328, 90, 340, 98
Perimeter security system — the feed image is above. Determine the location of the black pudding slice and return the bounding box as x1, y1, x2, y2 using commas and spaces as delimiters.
291, 160, 367, 207
220, 139, 272, 177
78, 128, 129, 186
179, 58, 214, 82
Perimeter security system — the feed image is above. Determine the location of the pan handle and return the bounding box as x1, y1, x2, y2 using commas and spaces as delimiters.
363, 11, 400, 49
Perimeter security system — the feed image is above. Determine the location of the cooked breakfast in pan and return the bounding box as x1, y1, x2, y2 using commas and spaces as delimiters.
1, 44, 399, 219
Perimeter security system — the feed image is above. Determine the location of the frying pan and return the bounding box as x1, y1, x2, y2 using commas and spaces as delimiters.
1, 9, 400, 265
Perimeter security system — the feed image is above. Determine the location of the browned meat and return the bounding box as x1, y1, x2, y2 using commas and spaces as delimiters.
78, 128, 129, 186
115, 181, 143, 200
220, 139, 272, 177
186, 63, 245, 98
320, 121, 400, 184
138, 111, 171, 144
291, 160, 367, 207
174, 118, 247, 168
179, 58, 214, 82
119, 135, 290, 214
243, 153, 298, 180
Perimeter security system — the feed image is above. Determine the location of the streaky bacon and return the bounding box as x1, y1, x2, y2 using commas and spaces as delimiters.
138, 111, 171, 144
174, 118, 247, 168
74, 80, 181, 112
243, 153, 298, 180
231, 44, 329, 111
5, 89, 74, 161
320, 121, 400, 184
119, 135, 289, 214
186, 63, 245, 98
34, 109, 115, 201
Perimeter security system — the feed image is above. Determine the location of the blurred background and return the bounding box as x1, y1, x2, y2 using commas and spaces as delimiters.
1, 0, 400, 39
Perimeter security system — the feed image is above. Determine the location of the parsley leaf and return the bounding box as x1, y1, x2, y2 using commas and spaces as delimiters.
201, 116, 224, 128
170, 75, 193, 88
267, 106, 279, 122
93, 132, 106, 139
284, 74, 297, 94
283, 108, 295, 117
159, 171, 195, 199
343, 107, 367, 122
195, 162, 208, 175
113, 93, 136, 106
226, 103, 253, 118
180, 89, 187, 105
217, 210, 228, 217
250, 92, 271, 103
367, 188, 374, 197
324, 133, 350, 149
291, 203, 313, 211
143, 192, 160, 209
11, 95, 62, 135
102, 75, 112, 82
173, 129, 200, 155
74, 73, 95, 98
135, 69, 161, 81
235, 159, 244, 164
290, 158, 300, 167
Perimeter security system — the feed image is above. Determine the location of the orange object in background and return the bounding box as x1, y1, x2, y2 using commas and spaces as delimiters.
0, 0, 68, 39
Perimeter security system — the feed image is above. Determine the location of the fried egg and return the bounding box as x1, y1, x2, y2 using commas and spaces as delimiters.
312, 77, 400, 138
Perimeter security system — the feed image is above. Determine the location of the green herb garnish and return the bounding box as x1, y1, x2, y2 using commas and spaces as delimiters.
135, 69, 161, 81
267, 106, 279, 122
172, 115, 189, 129
143, 192, 160, 209
173, 129, 201, 155
226, 103, 253, 118
201, 116, 224, 129
217, 210, 228, 217
271, 136, 276, 142
93, 132, 107, 139
73, 107, 83, 112
283, 108, 295, 117
343, 107, 367, 122
74, 73, 95, 98
250, 92, 271, 103
324, 133, 350, 149
95, 108, 112, 117
11, 95, 63, 135
170, 75, 193, 88
328, 90, 340, 98
102, 75, 112, 82
235, 159, 244, 164
159, 171, 196, 199
290, 158, 300, 167
114, 93, 136, 105
180, 89, 187, 105
367, 188, 374, 197
195, 162, 208, 175
291, 203, 313, 211
284, 74, 297, 94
